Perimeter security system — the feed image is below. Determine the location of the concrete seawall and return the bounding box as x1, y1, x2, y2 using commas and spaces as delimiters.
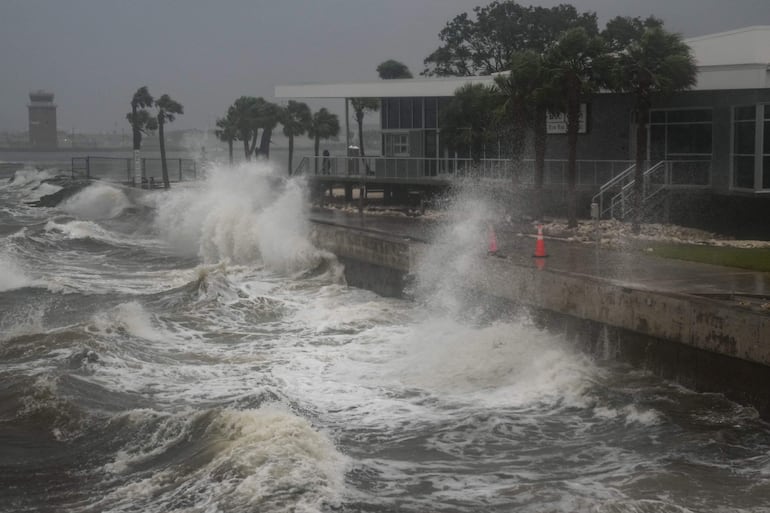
309, 220, 770, 416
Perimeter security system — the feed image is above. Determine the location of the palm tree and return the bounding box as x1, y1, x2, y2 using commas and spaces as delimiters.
254, 100, 282, 160
606, 22, 697, 233
377, 60, 413, 79
155, 94, 184, 189
281, 100, 312, 175
441, 83, 501, 163
215, 112, 237, 165
545, 27, 609, 228
495, 51, 559, 220
307, 108, 340, 174
229, 96, 260, 161
350, 98, 379, 159
126, 86, 157, 186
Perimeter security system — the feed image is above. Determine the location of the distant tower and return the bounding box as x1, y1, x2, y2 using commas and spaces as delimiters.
28, 90, 58, 148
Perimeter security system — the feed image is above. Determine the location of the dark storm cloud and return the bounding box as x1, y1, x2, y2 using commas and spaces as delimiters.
0, 0, 767, 132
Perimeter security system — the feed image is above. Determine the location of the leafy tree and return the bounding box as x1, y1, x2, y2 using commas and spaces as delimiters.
377, 60, 413, 79
155, 94, 184, 189
215, 112, 237, 165
441, 83, 501, 163
307, 108, 340, 174
603, 15, 663, 52
126, 86, 157, 185
605, 20, 697, 233
545, 27, 608, 228
350, 98, 379, 158
281, 100, 312, 175
422, 1, 598, 76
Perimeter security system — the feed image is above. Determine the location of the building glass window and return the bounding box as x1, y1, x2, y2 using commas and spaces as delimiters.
649, 108, 713, 159
412, 98, 423, 129
764, 106, 770, 189
386, 99, 399, 129
425, 98, 437, 128
399, 99, 413, 129
732, 105, 757, 189
384, 133, 409, 156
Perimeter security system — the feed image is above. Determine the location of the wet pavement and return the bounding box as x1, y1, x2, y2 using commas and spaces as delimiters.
309, 208, 770, 306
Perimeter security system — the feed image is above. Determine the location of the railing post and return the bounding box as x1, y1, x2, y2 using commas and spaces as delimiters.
178, 159, 183, 182
126, 158, 131, 183
86, 157, 90, 179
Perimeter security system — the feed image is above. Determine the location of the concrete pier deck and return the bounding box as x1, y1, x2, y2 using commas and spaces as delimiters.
308, 207, 770, 415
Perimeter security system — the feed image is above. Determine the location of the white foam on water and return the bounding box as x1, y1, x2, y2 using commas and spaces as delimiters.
3, 168, 54, 189
153, 161, 334, 274
59, 182, 132, 220
0, 251, 38, 292
95, 405, 348, 513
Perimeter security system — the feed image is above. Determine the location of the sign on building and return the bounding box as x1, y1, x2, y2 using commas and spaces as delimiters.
547, 103, 588, 134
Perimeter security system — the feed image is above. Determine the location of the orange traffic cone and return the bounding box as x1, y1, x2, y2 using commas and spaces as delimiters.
533, 224, 548, 258
487, 224, 498, 255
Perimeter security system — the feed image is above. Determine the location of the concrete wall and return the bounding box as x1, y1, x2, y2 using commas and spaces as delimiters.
311, 221, 770, 416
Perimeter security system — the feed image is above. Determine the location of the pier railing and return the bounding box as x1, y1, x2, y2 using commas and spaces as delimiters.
71, 156, 198, 186
294, 155, 635, 187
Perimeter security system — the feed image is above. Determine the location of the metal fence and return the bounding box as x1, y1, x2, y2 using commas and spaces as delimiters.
294, 155, 636, 187
71, 156, 198, 185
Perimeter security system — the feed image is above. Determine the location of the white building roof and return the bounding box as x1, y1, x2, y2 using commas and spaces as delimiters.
275, 26, 770, 99
275, 75, 497, 99
685, 25, 770, 90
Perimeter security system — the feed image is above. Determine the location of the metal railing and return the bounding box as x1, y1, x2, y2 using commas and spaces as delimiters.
294, 155, 635, 187
593, 160, 712, 220
70, 156, 198, 185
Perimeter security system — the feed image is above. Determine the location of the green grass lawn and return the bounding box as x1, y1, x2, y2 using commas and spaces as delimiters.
648, 243, 770, 272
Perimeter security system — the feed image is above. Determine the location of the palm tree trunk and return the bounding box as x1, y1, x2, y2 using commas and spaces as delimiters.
259, 128, 272, 159
159, 119, 170, 189
288, 135, 294, 176
632, 106, 649, 234
243, 139, 250, 161
228, 141, 233, 165
534, 105, 547, 221
566, 83, 580, 228
314, 136, 320, 175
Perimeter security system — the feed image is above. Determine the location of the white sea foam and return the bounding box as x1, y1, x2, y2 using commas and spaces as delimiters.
0, 251, 38, 292
59, 182, 132, 220
98, 405, 348, 513
89, 301, 164, 343
4, 168, 54, 189
154, 161, 333, 274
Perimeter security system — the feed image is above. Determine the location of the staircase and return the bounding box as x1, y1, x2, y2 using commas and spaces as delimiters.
592, 161, 668, 220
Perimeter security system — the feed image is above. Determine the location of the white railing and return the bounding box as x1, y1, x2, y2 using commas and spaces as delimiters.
293, 155, 635, 187
593, 160, 712, 220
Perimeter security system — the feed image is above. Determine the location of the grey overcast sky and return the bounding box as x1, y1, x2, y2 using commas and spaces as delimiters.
1, 0, 768, 133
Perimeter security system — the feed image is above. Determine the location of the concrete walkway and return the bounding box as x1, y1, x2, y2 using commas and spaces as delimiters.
309, 208, 770, 311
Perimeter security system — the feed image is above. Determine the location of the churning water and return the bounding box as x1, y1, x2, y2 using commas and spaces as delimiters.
1, 162, 770, 513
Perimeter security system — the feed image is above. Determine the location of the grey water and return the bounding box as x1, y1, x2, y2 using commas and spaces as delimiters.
1, 161, 770, 513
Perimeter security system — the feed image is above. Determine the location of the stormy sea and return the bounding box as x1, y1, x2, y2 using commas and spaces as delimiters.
1, 162, 770, 513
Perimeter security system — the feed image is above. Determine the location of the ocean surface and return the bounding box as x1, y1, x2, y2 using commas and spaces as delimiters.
1, 160, 770, 513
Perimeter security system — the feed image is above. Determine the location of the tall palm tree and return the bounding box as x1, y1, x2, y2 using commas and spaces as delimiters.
281, 100, 312, 175
607, 23, 697, 233
155, 94, 184, 189
495, 51, 560, 219
126, 86, 157, 186
350, 98, 379, 158
229, 96, 260, 161
307, 108, 340, 174
254, 100, 282, 160
545, 27, 609, 228
215, 112, 237, 165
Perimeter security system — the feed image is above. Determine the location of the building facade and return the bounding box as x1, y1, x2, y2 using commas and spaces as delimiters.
276, 26, 770, 233
28, 90, 57, 148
